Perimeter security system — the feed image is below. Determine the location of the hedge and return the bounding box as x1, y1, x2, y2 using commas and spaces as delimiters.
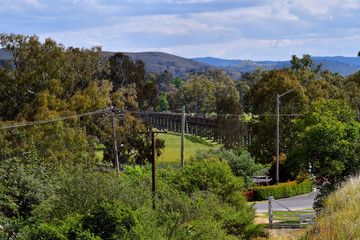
249, 179, 313, 201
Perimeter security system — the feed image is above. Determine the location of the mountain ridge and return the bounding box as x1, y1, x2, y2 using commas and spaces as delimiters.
2, 49, 360, 78
193, 56, 360, 76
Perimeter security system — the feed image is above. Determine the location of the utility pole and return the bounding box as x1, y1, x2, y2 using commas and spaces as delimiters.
139, 130, 166, 210
112, 112, 120, 173
276, 76, 321, 185
181, 105, 185, 167
151, 132, 156, 210
276, 94, 280, 185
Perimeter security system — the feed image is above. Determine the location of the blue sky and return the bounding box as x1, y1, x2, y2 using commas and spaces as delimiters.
1, 0, 360, 60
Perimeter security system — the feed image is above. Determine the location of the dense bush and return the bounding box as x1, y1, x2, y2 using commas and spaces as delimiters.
193, 148, 266, 187
0, 157, 265, 239
249, 179, 313, 201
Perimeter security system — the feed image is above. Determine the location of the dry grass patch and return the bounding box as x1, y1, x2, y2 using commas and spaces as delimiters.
304, 175, 360, 239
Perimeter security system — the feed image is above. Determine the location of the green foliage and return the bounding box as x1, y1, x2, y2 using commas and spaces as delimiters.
193, 148, 265, 187
227, 150, 267, 187
154, 159, 262, 239
82, 202, 138, 240
287, 100, 360, 209
173, 77, 183, 89
123, 165, 145, 176
0, 156, 264, 239
0, 33, 164, 168
287, 100, 360, 184
249, 179, 313, 201
108, 52, 159, 111
244, 69, 306, 163
156, 92, 170, 112
171, 154, 246, 199
177, 70, 241, 114
0, 148, 53, 219
290, 54, 322, 73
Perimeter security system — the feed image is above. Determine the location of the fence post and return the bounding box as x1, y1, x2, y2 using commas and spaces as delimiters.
268, 196, 273, 228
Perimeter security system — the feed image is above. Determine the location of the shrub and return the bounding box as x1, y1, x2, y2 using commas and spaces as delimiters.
193, 148, 265, 188
250, 179, 313, 201
170, 156, 246, 200
82, 201, 138, 240
1, 155, 264, 239
19, 214, 101, 240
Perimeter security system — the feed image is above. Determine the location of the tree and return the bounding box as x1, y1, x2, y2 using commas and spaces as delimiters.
0, 34, 109, 164
177, 70, 241, 114
156, 71, 174, 92
244, 65, 349, 164
287, 100, 360, 183
244, 69, 308, 164
173, 77, 183, 89
290, 54, 322, 73
344, 71, 360, 117
287, 100, 360, 208
0, 34, 162, 166
156, 92, 170, 112
108, 52, 159, 111
177, 74, 216, 114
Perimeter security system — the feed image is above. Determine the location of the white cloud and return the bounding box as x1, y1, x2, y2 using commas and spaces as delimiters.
340, 0, 360, 10
290, 0, 338, 15
2, 0, 360, 60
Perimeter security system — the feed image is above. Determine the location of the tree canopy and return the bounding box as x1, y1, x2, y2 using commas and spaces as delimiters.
0, 33, 162, 166
287, 100, 360, 183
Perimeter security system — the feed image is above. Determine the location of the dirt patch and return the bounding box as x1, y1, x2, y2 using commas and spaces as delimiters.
255, 212, 269, 224
266, 228, 305, 240
255, 213, 307, 239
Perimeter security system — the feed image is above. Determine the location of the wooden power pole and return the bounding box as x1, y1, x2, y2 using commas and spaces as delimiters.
112, 112, 120, 173
181, 105, 185, 167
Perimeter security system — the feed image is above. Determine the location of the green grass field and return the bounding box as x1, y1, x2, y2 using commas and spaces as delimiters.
156, 132, 220, 167
95, 133, 220, 166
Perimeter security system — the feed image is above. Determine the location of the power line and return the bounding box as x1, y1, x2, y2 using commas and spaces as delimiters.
136, 111, 305, 118
0, 108, 304, 131
0, 109, 108, 130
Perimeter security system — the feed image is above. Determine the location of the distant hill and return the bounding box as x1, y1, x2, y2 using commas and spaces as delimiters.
119, 52, 243, 80
194, 56, 360, 76
2, 48, 360, 77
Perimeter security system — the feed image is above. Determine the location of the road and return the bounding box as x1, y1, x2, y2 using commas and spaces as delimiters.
250, 189, 318, 212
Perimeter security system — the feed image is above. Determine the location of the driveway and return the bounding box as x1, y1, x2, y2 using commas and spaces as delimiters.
250, 189, 318, 212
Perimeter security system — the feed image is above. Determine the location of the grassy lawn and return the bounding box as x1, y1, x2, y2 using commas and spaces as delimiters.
156, 132, 220, 167
95, 133, 220, 166
95, 144, 106, 162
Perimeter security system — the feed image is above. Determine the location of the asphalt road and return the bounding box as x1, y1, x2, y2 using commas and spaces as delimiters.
250, 189, 318, 212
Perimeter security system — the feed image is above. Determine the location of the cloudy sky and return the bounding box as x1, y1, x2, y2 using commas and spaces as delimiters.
1, 0, 360, 60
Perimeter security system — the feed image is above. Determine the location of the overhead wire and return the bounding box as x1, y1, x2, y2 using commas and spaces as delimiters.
0, 109, 109, 130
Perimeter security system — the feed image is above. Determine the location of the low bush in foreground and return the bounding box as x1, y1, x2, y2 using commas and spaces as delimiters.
249, 179, 313, 201
0, 156, 266, 239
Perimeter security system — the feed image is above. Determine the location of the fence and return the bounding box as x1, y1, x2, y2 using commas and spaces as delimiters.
268, 196, 317, 228
141, 112, 254, 148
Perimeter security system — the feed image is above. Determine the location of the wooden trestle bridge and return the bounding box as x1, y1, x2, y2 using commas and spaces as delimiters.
140, 112, 254, 148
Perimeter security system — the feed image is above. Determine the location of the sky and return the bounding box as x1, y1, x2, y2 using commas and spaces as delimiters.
1, 0, 360, 60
